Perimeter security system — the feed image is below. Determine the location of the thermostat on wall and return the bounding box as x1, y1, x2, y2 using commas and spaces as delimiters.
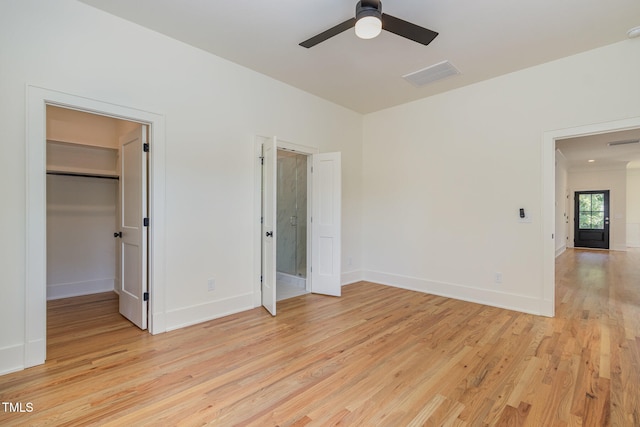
518, 208, 532, 223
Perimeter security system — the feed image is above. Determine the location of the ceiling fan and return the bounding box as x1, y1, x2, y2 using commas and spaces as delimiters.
299, 0, 438, 48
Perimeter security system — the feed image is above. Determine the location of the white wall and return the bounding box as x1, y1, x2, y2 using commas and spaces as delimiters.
362, 39, 640, 315
567, 166, 627, 251
627, 168, 640, 247
555, 150, 569, 256
0, 0, 363, 374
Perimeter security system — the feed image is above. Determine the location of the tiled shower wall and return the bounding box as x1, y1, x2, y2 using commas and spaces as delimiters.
276, 151, 307, 277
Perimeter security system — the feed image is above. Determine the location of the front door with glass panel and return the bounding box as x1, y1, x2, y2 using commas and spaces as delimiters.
574, 190, 609, 249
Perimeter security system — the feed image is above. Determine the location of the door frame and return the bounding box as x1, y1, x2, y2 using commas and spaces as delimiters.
543, 115, 640, 318
25, 86, 167, 368
253, 136, 318, 308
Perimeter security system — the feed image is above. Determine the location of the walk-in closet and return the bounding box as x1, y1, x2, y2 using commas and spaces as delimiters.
46, 106, 140, 302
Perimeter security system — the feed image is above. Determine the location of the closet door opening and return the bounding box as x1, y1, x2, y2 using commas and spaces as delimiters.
45, 105, 149, 332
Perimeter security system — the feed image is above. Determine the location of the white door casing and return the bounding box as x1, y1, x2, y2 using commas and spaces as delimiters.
25, 86, 166, 371
118, 126, 148, 329
311, 152, 342, 296
257, 136, 341, 314
261, 137, 277, 316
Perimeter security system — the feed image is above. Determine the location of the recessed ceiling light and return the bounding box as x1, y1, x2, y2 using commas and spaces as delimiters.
628, 26, 640, 38
588, 159, 595, 163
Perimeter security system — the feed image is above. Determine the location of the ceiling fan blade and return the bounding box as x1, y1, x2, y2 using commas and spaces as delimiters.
299, 18, 356, 48
381, 14, 438, 46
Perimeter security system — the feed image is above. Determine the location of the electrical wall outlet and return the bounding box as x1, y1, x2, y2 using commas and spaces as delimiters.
207, 278, 215, 291
495, 272, 503, 284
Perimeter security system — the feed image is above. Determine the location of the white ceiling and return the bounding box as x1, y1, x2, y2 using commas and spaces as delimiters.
79, 0, 640, 114
557, 129, 640, 170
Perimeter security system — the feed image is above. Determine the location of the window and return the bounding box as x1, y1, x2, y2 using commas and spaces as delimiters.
578, 193, 605, 230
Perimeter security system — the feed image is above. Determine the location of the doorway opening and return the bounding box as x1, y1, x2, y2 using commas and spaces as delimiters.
544, 115, 640, 318
276, 149, 309, 301
45, 104, 151, 332
25, 86, 167, 370
573, 190, 610, 249
257, 136, 342, 316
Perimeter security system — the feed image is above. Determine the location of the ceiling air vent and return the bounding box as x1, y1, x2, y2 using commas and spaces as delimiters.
403, 60, 460, 87
608, 139, 640, 147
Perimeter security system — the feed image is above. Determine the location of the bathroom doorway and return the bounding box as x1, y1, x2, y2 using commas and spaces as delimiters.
276, 150, 309, 301
258, 135, 342, 316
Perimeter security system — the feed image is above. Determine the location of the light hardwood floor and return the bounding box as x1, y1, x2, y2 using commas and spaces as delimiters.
1, 248, 638, 426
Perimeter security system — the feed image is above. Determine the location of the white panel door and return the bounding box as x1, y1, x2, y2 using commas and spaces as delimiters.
118, 126, 148, 329
261, 137, 277, 315
311, 152, 341, 296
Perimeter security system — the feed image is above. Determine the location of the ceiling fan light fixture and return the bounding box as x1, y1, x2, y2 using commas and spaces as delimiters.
354, 1, 383, 40
355, 15, 382, 39
627, 26, 640, 38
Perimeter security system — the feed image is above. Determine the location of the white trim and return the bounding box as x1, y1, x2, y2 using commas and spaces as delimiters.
253, 137, 265, 308
363, 270, 548, 316
253, 136, 320, 309
26, 86, 167, 370
341, 270, 363, 286
165, 293, 254, 331
47, 279, 114, 300
543, 115, 640, 319
0, 344, 26, 375
555, 244, 566, 258
277, 140, 318, 155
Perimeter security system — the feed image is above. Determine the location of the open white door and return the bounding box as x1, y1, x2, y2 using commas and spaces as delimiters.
261, 137, 277, 315
118, 126, 148, 329
311, 152, 341, 296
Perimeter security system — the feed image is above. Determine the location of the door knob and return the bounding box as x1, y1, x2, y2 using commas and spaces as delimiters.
265, 231, 273, 237
114, 232, 122, 238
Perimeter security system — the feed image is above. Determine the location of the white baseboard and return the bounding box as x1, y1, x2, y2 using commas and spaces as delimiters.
24, 338, 46, 369
341, 270, 363, 286
47, 278, 115, 300
165, 292, 254, 332
555, 244, 566, 258
0, 344, 25, 375
363, 270, 548, 316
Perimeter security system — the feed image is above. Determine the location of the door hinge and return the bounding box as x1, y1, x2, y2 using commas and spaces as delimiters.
260, 156, 264, 165
143, 217, 149, 227
143, 292, 149, 301
260, 275, 263, 283
143, 143, 150, 152
311, 166, 313, 173
261, 216, 264, 224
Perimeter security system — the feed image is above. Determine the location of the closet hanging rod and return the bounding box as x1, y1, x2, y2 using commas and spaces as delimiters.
46, 171, 119, 180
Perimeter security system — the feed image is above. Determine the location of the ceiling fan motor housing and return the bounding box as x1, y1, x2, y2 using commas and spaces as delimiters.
356, 0, 382, 20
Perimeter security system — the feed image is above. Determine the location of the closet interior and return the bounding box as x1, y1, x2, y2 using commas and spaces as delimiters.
46, 105, 139, 301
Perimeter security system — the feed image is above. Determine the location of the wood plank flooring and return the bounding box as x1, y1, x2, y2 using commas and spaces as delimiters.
1, 248, 639, 426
